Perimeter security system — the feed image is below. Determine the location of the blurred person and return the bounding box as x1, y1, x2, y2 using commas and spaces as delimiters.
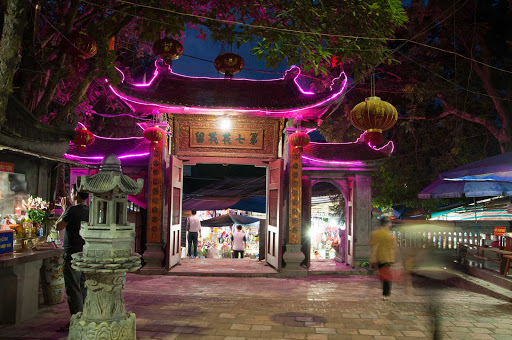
186, 209, 201, 258
369, 216, 395, 300
55, 184, 89, 332
339, 228, 346, 262
231, 225, 247, 258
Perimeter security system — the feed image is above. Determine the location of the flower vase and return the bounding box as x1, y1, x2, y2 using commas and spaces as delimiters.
41, 256, 65, 305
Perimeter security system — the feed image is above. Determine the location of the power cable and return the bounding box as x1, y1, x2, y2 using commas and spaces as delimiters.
80, 0, 512, 76
397, 51, 512, 102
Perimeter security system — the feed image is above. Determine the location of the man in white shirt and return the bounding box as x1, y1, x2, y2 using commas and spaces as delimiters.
231, 225, 247, 259
186, 210, 202, 258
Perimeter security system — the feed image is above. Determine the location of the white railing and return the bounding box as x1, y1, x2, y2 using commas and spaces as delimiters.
393, 230, 481, 250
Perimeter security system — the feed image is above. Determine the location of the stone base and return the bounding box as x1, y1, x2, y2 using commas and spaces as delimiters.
68, 312, 136, 340
141, 243, 165, 274
0, 260, 43, 324
281, 244, 307, 278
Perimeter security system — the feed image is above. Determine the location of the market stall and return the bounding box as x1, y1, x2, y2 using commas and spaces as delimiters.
0, 167, 66, 324
196, 213, 261, 259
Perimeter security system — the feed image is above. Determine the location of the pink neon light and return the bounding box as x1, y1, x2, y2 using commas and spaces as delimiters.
355, 131, 395, 153
113, 67, 125, 83
306, 133, 394, 154
107, 72, 348, 116
107, 64, 348, 115
301, 155, 364, 166
64, 152, 150, 160
76, 122, 144, 140
132, 68, 159, 87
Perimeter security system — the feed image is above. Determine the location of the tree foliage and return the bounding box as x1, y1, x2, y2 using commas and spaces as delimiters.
0, 0, 407, 133
319, 0, 509, 209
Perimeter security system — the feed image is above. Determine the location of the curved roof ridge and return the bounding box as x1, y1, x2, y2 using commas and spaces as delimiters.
107, 64, 348, 120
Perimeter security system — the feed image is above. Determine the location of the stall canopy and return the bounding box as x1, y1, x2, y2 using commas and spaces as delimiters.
419, 152, 512, 199
201, 213, 260, 227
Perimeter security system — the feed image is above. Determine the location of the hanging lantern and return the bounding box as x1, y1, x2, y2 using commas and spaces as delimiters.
72, 126, 95, 153
214, 53, 244, 78
349, 96, 398, 146
143, 126, 165, 144
62, 31, 97, 70
152, 38, 183, 65
288, 131, 310, 151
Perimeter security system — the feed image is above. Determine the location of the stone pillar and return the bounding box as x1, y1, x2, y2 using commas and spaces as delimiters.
281, 128, 306, 277
301, 177, 312, 268
0, 260, 43, 324
353, 174, 372, 266
142, 140, 165, 273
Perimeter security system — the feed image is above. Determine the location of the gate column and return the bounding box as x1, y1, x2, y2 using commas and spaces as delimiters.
141, 140, 166, 273
353, 174, 372, 266
282, 127, 307, 277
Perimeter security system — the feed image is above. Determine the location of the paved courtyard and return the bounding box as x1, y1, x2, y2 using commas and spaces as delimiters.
0, 273, 511, 339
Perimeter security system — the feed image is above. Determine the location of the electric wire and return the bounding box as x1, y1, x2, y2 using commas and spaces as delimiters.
79, 0, 512, 76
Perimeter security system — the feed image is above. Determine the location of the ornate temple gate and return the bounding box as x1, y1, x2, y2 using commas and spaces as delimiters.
108, 62, 352, 275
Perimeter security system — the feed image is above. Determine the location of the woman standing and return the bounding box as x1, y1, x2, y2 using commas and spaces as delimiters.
370, 216, 395, 300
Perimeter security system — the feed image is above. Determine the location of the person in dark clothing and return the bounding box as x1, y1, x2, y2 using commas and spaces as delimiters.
56, 184, 89, 331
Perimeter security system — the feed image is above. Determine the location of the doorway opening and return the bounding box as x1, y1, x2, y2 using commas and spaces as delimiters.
310, 181, 346, 262
181, 163, 266, 261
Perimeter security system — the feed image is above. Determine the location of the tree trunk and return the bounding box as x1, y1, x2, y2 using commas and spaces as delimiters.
0, 0, 26, 126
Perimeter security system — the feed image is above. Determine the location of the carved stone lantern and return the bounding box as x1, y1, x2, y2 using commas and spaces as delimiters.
69, 154, 143, 340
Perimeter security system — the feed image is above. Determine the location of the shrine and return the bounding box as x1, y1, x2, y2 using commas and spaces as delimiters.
64, 60, 394, 276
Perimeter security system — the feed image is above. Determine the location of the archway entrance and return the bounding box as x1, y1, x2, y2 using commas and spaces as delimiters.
165, 157, 284, 273
310, 182, 346, 262
182, 163, 265, 260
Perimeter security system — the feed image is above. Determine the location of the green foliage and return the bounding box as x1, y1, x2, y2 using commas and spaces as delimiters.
27, 208, 49, 224
319, 0, 510, 211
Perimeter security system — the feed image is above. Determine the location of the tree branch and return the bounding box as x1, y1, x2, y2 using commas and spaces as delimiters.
33, 0, 81, 118
472, 61, 510, 135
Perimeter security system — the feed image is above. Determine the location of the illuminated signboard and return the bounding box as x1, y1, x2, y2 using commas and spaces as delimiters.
190, 128, 264, 150
494, 227, 506, 236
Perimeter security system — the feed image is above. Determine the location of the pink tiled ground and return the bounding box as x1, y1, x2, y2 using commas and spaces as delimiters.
1, 273, 511, 339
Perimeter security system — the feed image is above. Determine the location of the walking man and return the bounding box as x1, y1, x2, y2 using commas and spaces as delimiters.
231, 225, 247, 259
187, 209, 201, 258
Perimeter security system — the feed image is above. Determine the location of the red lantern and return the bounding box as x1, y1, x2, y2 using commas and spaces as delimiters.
143, 126, 165, 144
214, 53, 244, 78
62, 31, 98, 70
72, 127, 95, 153
152, 38, 183, 65
349, 96, 398, 146
288, 132, 310, 151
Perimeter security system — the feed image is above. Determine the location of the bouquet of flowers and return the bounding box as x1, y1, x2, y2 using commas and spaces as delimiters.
22, 196, 50, 224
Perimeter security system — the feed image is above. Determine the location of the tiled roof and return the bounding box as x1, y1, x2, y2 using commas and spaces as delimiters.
78, 172, 143, 195
110, 66, 347, 120
65, 137, 150, 167
302, 140, 392, 167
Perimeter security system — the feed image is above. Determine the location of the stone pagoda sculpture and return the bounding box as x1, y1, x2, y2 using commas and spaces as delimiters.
69, 154, 143, 340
